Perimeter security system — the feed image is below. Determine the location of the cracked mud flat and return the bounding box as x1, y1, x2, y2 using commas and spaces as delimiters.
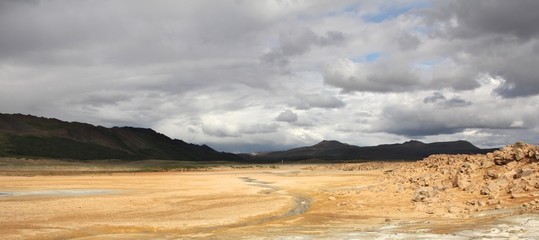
1, 163, 538, 239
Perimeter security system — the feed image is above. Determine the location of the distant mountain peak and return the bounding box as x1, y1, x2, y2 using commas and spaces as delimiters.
313, 140, 349, 149
403, 140, 425, 145
430, 140, 479, 149
242, 138, 495, 162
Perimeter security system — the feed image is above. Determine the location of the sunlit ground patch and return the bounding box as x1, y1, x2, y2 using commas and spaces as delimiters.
0, 189, 117, 197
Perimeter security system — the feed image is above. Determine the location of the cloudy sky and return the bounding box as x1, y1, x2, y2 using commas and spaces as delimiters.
1, 0, 539, 152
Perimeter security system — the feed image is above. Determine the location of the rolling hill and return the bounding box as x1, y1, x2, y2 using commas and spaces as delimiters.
0, 113, 498, 162
0, 113, 240, 161
240, 140, 497, 162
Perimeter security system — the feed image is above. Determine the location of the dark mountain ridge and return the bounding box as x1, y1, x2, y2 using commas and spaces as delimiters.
0, 113, 240, 161
0, 113, 498, 162
241, 139, 497, 162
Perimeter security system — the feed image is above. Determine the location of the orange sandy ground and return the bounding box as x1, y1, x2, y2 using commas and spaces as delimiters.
0, 163, 535, 239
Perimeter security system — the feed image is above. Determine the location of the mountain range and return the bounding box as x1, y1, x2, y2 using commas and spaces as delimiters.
239, 139, 497, 162
0, 113, 497, 161
0, 113, 239, 161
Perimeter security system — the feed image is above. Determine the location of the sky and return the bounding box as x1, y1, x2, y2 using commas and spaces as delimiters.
1, 0, 539, 153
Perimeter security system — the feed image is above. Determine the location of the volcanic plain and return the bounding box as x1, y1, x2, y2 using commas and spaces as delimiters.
2, 142, 539, 239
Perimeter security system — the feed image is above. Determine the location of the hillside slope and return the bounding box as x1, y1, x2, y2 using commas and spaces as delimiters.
242, 140, 497, 162
0, 113, 240, 161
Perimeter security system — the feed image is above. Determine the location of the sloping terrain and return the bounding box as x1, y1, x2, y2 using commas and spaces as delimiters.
242, 139, 496, 162
0, 113, 239, 161
388, 141, 539, 215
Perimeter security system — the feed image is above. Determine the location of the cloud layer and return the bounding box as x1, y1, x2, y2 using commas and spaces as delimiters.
1, 0, 539, 152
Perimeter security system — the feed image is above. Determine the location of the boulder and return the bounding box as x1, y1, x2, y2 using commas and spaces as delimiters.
481, 159, 495, 169
412, 187, 438, 202
456, 174, 471, 190
515, 168, 535, 179
480, 182, 500, 196
485, 169, 501, 179
505, 161, 518, 170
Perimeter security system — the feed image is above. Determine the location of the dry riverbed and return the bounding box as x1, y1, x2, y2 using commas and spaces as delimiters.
1, 159, 538, 239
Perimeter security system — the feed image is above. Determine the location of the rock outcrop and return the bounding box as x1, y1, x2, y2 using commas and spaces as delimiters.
389, 142, 539, 215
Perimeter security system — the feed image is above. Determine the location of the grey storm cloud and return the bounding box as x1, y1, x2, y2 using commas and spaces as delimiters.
323, 59, 423, 93
423, 92, 471, 108
202, 125, 241, 138
429, 0, 539, 40
375, 102, 528, 138
1, 0, 539, 152
276, 110, 298, 123
492, 56, 539, 98
425, 0, 539, 98
294, 93, 346, 110
394, 31, 421, 51
0, 0, 268, 66
423, 92, 446, 104
323, 0, 539, 97
261, 27, 346, 68
0, 0, 286, 121
74, 91, 134, 107
322, 54, 481, 94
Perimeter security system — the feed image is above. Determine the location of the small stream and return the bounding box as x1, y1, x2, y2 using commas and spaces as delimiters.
239, 176, 311, 219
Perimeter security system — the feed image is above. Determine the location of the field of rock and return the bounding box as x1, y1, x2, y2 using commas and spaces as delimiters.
389, 141, 539, 215
1, 142, 539, 239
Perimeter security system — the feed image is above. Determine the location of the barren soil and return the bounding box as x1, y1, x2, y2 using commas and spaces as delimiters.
1, 159, 538, 239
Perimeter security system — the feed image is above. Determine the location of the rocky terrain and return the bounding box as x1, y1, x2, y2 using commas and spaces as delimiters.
388, 141, 539, 216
